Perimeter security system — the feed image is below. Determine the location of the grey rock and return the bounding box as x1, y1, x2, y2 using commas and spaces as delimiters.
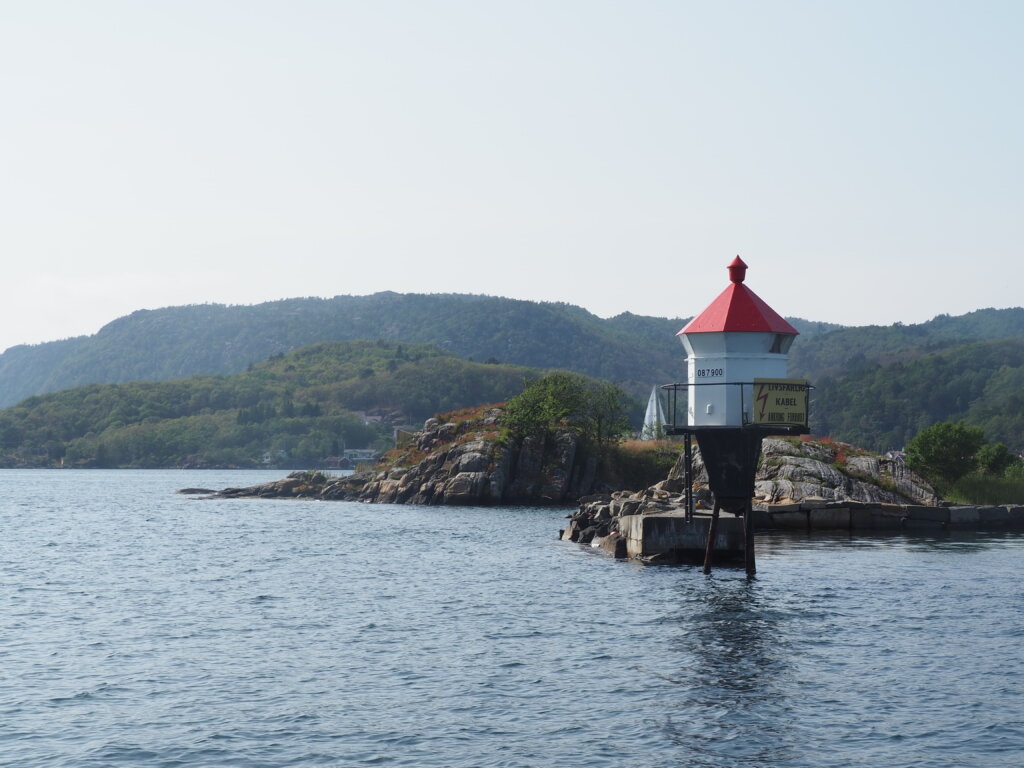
442, 471, 489, 504
453, 451, 489, 473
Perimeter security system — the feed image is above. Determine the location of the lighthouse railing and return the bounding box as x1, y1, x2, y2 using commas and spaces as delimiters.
659, 380, 812, 434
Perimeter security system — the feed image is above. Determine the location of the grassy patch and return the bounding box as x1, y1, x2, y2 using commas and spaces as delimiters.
437, 403, 503, 427
945, 475, 1024, 505
607, 440, 680, 490
382, 446, 428, 468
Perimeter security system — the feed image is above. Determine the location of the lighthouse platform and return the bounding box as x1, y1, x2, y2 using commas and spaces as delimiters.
561, 502, 748, 565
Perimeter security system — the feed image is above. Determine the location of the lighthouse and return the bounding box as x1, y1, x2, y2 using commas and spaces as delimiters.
677, 256, 799, 427
664, 256, 810, 577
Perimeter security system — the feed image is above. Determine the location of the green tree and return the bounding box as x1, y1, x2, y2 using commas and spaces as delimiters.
906, 421, 985, 489
503, 372, 629, 448
976, 442, 1018, 476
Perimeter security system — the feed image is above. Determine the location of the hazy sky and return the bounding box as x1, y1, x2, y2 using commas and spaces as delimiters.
1, 1, 1021, 353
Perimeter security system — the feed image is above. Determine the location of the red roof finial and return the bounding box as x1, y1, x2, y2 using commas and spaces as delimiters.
727, 255, 747, 284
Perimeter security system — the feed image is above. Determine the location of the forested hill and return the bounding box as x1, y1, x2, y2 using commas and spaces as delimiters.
2, 293, 1023, 457
3, 291, 1021, 451
789, 307, 1024, 382
0, 341, 551, 468
0, 292, 836, 408
811, 338, 1024, 453
790, 308, 1024, 452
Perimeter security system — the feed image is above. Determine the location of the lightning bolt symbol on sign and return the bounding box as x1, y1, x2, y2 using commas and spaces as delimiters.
756, 386, 770, 420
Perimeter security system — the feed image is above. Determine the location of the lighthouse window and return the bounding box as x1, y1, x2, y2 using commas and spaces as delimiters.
770, 334, 786, 354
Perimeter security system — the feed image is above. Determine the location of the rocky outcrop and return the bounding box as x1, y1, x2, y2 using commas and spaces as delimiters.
212, 406, 611, 506
561, 436, 948, 560
662, 437, 939, 506
753, 438, 939, 506
209, 415, 942, 514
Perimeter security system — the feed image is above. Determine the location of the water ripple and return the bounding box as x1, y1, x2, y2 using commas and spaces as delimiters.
0, 470, 1022, 767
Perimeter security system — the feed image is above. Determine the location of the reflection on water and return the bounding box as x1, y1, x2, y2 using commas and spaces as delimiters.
658, 577, 796, 766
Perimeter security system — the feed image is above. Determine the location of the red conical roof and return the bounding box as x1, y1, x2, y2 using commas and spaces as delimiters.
678, 256, 799, 335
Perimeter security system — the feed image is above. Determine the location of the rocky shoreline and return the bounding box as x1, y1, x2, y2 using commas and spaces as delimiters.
559, 438, 1021, 562
192, 414, 1024, 563
202, 407, 612, 506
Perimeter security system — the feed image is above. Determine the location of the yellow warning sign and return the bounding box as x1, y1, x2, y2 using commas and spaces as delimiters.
753, 378, 808, 427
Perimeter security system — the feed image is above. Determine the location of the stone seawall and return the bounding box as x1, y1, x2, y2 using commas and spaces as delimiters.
753, 500, 1024, 532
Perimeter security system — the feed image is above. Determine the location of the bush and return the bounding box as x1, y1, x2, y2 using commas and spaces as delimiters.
1005, 461, 1024, 481
906, 421, 985, 490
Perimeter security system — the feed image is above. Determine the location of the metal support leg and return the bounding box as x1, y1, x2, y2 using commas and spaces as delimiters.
702, 502, 720, 575
744, 499, 756, 578
684, 433, 693, 522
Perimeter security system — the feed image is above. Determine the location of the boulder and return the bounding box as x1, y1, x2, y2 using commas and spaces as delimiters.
452, 450, 489, 474
845, 455, 880, 480
441, 471, 490, 504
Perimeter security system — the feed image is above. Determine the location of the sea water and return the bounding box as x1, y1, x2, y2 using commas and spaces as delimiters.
0, 469, 1021, 767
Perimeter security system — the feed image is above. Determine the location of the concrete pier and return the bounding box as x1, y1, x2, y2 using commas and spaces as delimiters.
617, 511, 746, 564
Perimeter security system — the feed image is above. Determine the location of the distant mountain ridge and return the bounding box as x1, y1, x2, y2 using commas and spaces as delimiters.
0, 292, 837, 409
788, 307, 1024, 381
2, 294, 1023, 452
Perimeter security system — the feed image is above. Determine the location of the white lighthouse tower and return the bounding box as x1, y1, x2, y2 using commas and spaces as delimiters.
677, 256, 799, 427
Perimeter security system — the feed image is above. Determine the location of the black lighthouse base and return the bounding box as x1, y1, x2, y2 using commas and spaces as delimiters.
675, 425, 808, 577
